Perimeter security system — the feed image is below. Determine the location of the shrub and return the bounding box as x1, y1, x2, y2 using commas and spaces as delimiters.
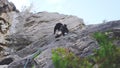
92, 32, 120, 68
52, 48, 92, 68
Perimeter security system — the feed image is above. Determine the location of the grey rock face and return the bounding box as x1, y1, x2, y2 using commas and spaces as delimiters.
10, 11, 85, 41
7, 11, 120, 68
0, 0, 19, 14
81, 20, 120, 36
1, 1, 120, 68
6, 11, 85, 68
0, 0, 19, 59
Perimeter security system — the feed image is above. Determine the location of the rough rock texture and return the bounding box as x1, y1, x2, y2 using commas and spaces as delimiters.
0, 0, 19, 59
7, 11, 120, 68
7, 19, 120, 68
0, 0, 19, 14
4, 11, 85, 68
9, 11, 85, 41
0, 0, 120, 68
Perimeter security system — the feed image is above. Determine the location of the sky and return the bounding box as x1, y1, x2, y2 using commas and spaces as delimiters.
8, 0, 120, 24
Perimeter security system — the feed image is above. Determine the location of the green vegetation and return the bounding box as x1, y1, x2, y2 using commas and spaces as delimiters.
92, 32, 120, 68
52, 48, 92, 68
52, 32, 120, 68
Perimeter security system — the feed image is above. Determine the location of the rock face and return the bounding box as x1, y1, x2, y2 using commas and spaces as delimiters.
0, 0, 120, 68
8, 11, 120, 68
9, 11, 85, 41
0, 0, 19, 14
7, 18, 120, 68
4, 11, 85, 68
0, 0, 19, 59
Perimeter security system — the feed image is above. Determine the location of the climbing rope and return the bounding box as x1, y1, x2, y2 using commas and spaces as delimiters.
24, 58, 29, 68
23, 49, 42, 68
